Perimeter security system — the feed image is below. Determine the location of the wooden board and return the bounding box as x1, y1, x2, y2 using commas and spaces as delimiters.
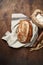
0, 0, 43, 65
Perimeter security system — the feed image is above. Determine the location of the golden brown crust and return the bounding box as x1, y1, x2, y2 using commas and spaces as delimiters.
17, 20, 33, 43
26, 21, 33, 42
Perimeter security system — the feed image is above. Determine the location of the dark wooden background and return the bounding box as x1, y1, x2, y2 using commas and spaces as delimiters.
0, 0, 43, 65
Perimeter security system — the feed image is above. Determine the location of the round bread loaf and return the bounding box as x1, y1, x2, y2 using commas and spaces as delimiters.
16, 20, 33, 43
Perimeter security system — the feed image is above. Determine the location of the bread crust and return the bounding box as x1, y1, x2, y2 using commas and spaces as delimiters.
17, 20, 33, 43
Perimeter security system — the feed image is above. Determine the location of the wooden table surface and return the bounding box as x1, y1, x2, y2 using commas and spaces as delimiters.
0, 0, 43, 65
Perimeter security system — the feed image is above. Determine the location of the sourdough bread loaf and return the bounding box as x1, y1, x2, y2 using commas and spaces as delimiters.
17, 20, 33, 43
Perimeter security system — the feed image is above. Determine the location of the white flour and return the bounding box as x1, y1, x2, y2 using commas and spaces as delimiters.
36, 14, 43, 24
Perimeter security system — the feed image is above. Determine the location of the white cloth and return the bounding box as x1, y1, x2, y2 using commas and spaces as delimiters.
2, 13, 38, 48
